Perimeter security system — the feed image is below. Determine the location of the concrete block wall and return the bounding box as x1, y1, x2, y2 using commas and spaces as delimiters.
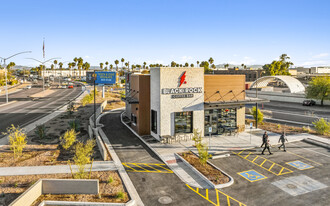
10, 179, 99, 206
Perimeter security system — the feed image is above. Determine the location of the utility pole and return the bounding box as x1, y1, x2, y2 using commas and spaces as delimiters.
0, 51, 32, 103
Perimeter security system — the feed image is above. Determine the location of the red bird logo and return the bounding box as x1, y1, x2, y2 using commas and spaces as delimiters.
179, 71, 187, 87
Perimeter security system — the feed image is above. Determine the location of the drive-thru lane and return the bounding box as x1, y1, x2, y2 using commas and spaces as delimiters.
100, 110, 214, 206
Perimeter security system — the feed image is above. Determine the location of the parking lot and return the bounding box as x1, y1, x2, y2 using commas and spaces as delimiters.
207, 141, 330, 206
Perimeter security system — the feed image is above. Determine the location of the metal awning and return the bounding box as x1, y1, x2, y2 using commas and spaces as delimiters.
204, 97, 269, 109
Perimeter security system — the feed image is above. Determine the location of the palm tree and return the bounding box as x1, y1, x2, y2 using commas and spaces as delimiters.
105, 61, 109, 70
121, 58, 125, 70
51, 64, 54, 77
208, 57, 214, 65
190, 63, 194, 67
143, 62, 147, 69
110, 64, 113, 71
100, 63, 104, 70
59, 62, 63, 77
73, 57, 78, 69
171, 61, 176, 67
224, 63, 229, 69
125, 62, 129, 70
241, 63, 244, 69
77, 57, 83, 79
184, 62, 189, 67
197, 61, 200, 67
53, 60, 58, 77
114, 60, 119, 72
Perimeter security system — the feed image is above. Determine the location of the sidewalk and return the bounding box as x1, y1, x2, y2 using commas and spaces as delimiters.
123, 116, 330, 189
0, 161, 116, 176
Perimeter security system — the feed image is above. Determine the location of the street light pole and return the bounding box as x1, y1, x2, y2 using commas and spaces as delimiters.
26, 57, 61, 91
0, 51, 32, 103
256, 70, 259, 129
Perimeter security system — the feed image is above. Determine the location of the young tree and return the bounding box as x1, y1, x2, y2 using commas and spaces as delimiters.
73, 139, 95, 179
312, 118, 330, 135
306, 76, 330, 106
200, 61, 211, 73
196, 61, 200, 67
99, 63, 104, 70
250, 106, 264, 124
208, 57, 214, 65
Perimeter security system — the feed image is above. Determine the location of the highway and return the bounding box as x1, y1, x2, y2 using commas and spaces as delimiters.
0, 83, 82, 136
246, 101, 330, 127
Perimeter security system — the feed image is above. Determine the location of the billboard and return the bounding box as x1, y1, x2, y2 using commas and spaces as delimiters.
86, 71, 117, 85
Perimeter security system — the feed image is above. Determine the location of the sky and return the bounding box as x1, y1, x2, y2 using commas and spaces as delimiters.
1, 0, 330, 68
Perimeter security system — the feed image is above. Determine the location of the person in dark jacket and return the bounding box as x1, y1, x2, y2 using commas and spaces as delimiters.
262, 135, 272, 155
261, 131, 268, 147
278, 132, 288, 152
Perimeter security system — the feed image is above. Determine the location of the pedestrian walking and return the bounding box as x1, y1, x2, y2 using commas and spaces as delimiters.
261, 135, 272, 155
278, 132, 288, 152
260, 131, 268, 147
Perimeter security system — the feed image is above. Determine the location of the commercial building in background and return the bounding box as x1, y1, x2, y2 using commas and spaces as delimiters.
124, 67, 260, 140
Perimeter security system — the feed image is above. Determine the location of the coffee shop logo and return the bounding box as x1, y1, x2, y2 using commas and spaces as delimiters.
179, 71, 187, 87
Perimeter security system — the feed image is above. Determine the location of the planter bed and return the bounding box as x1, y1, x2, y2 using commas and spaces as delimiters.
0, 144, 103, 167
0, 171, 128, 205
177, 151, 233, 188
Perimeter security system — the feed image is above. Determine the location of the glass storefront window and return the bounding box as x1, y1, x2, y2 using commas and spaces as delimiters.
205, 108, 237, 134
175, 111, 193, 133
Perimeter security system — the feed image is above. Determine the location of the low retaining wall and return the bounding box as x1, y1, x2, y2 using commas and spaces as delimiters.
88, 100, 108, 160
10, 179, 98, 206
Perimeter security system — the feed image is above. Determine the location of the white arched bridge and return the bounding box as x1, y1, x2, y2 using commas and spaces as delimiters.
250, 75, 305, 93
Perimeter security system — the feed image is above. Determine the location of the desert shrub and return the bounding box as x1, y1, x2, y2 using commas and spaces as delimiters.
68, 119, 80, 132
35, 124, 47, 139
302, 126, 311, 133
107, 175, 113, 184
73, 139, 95, 179
3, 125, 27, 158
81, 94, 93, 106
313, 118, 330, 135
116, 191, 126, 200
192, 129, 202, 147
67, 101, 76, 115
60, 129, 77, 150
196, 143, 212, 165
250, 106, 264, 124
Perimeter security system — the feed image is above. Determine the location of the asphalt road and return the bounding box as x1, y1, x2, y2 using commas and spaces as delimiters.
100, 110, 210, 206
246, 101, 330, 127
0, 83, 82, 135
209, 141, 330, 206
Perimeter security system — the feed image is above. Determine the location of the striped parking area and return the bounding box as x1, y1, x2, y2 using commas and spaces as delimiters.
233, 150, 293, 176
122, 162, 173, 173
186, 184, 247, 206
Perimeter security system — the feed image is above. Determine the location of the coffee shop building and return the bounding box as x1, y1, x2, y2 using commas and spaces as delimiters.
124, 67, 254, 140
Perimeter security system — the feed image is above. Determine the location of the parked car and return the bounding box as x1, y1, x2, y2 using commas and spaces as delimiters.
68, 85, 74, 89
60, 85, 67, 89
303, 100, 316, 106
25, 85, 32, 89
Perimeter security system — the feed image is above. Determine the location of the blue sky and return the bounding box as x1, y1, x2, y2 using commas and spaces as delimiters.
1, 0, 330, 67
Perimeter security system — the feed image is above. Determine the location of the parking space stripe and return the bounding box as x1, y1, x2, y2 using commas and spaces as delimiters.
268, 163, 275, 171
143, 163, 162, 172
132, 163, 149, 172
122, 163, 173, 173
186, 184, 247, 206
122, 163, 138, 172
234, 150, 293, 176
286, 150, 322, 166
155, 164, 173, 172
245, 152, 252, 158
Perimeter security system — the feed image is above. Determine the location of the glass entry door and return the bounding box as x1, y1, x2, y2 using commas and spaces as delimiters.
204, 110, 218, 135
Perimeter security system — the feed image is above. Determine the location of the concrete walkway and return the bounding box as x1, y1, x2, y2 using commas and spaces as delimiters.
0, 161, 116, 176
123, 114, 330, 189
